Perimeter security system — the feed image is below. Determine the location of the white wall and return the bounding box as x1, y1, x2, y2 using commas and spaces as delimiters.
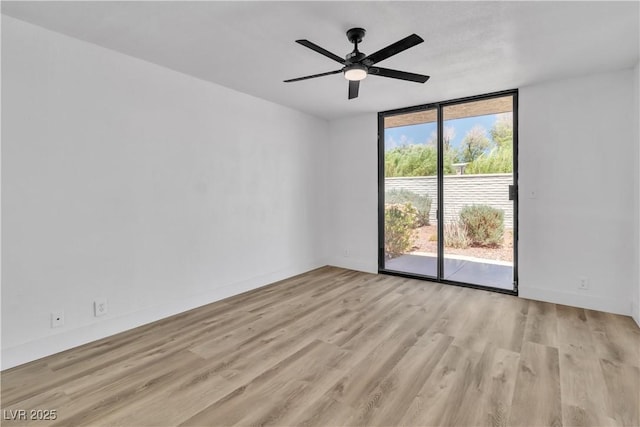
518, 69, 636, 315
1, 16, 328, 369
326, 114, 378, 273
633, 61, 640, 327
326, 70, 638, 317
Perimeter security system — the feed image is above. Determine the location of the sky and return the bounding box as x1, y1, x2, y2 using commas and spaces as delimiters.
385, 114, 498, 152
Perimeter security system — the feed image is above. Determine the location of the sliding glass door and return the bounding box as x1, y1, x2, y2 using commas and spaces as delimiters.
378, 90, 518, 293
380, 107, 439, 278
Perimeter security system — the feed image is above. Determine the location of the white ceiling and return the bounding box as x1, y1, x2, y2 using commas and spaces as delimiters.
3, 1, 639, 120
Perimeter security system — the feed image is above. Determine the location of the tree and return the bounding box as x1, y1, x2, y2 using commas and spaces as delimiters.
427, 126, 456, 152
384, 143, 455, 177
465, 145, 513, 174
465, 114, 514, 174
385, 145, 438, 177
458, 125, 490, 163
490, 113, 513, 149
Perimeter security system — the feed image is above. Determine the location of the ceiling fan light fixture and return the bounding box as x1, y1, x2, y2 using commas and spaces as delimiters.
344, 64, 367, 81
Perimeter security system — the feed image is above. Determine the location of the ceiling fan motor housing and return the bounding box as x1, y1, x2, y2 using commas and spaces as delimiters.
345, 51, 366, 64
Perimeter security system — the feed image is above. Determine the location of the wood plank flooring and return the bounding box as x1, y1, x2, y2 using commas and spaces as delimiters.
1, 267, 639, 426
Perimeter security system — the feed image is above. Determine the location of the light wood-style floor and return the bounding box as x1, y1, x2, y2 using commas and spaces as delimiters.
2, 267, 639, 427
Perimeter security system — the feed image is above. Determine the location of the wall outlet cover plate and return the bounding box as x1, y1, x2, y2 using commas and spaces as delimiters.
94, 299, 108, 317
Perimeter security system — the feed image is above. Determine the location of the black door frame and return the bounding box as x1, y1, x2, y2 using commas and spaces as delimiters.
378, 89, 519, 296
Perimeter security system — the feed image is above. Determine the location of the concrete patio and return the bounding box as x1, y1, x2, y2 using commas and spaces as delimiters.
384, 252, 514, 290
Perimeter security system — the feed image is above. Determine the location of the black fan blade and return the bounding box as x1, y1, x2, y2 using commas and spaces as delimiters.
348, 80, 360, 99
369, 67, 430, 83
284, 69, 342, 83
364, 34, 424, 65
296, 40, 345, 64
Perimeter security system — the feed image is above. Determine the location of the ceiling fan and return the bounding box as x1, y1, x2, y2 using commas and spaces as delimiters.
284, 28, 430, 100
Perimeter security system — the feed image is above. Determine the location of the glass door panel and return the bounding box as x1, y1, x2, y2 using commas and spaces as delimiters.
381, 108, 439, 278
442, 96, 515, 289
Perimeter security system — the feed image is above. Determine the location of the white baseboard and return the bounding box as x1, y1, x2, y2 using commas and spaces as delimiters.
519, 286, 631, 317
326, 257, 377, 274
1, 260, 324, 371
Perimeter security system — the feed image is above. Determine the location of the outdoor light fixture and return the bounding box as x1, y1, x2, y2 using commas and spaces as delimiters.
344, 64, 368, 81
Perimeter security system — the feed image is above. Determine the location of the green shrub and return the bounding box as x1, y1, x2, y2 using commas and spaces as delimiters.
385, 189, 432, 226
385, 145, 438, 177
385, 144, 457, 177
465, 145, 513, 174
384, 203, 418, 258
444, 221, 469, 249
459, 205, 504, 247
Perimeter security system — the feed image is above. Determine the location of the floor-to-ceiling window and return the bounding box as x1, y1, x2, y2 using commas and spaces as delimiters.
378, 90, 518, 294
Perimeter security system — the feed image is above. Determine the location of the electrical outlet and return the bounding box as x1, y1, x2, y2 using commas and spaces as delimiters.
51, 311, 64, 328
343, 249, 350, 258
579, 277, 589, 290
94, 299, 108, 317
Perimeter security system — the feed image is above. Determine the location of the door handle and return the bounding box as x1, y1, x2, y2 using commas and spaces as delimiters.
509, 185, 517, 201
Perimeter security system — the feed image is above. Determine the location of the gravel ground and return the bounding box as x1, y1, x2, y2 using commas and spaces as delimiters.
410, 224, 514, 262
